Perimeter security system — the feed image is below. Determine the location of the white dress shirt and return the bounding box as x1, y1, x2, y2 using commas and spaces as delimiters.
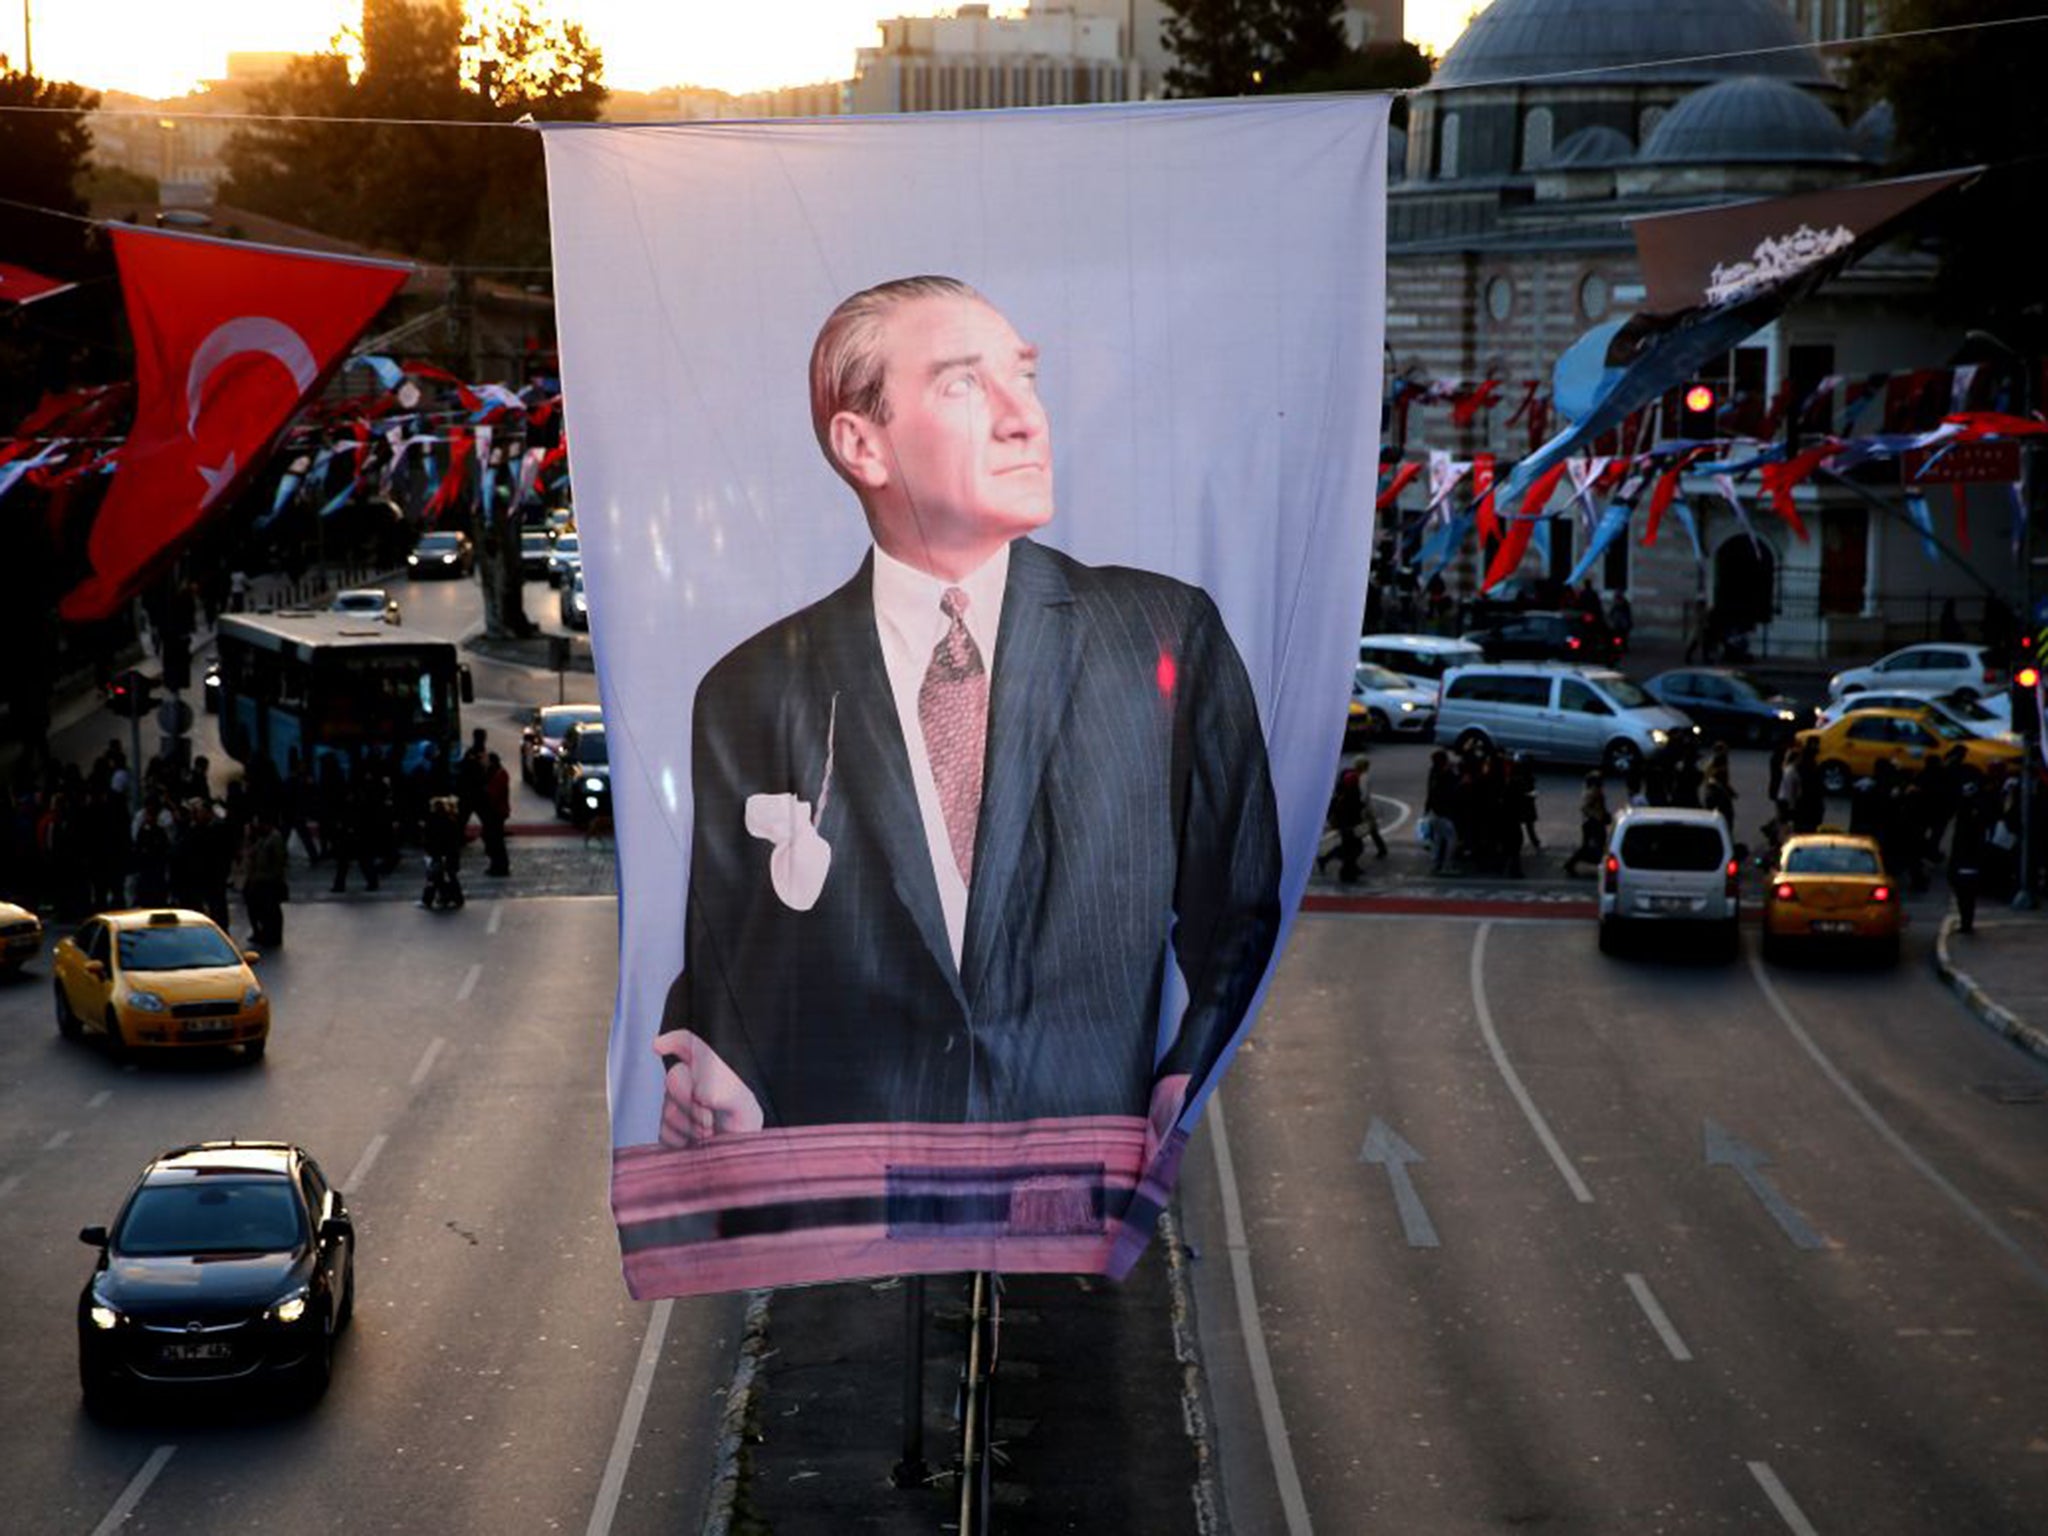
871, 541, 1009, 971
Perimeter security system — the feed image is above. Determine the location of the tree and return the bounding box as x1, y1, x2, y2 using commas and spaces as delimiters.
1161, 0, 1268, 97
1850, 1, 2048, 351
223, 0, 605, 268
1161, 2, 1425, 101
0, 61, 98, 275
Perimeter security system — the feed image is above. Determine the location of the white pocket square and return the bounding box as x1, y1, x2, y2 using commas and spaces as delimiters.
745, 792, 832, 911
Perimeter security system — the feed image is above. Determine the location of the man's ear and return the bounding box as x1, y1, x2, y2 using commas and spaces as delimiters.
828, 411, 891, 491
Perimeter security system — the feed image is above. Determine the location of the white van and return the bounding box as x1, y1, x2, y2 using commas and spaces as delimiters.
1357, 634, 1485, 690
1434, 662, 1699, 774
1598, 808, 1740, 957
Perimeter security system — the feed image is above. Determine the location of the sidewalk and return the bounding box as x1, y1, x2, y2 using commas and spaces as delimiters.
1933, 908, 2048, 1063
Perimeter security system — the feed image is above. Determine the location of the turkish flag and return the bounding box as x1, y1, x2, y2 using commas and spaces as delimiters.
0, 259, 77, 305
59, 227, 409, 622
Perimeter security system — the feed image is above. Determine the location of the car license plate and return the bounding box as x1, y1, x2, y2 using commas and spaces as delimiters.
162, 1341, 232, 1361
1813, 920, 1856, 935
181, 1019, 234, 1036
1648, 896, 1694, 913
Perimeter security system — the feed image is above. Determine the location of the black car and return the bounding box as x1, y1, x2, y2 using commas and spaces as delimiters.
407, 529, 474, 578
77, 1141, 354, 1416
553, 719, 611, 827
519, 530, 554, 580
1644, 667, 1811, 746
1461, 609, 1619, 665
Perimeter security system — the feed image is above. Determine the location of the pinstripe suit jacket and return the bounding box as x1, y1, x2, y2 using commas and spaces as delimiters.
660, 536, 1282, 1127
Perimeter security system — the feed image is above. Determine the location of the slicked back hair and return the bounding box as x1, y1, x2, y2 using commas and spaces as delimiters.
809, 275, 983, 487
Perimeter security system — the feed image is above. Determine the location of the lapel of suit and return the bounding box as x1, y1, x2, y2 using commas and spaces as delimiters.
961, 538, 1079, 1001
812, 555, 967, 1015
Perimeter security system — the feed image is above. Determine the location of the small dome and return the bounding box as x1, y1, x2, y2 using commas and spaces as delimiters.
1639, 76, 1863, 164
1851, 100, 1895, 162
1433, 0, 1827, 90
1544, 125, 1634, 168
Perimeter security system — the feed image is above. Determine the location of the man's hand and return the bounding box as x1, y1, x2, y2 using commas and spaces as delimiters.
653, 1028, 765, 1146
1144, 1072, 1191, 1171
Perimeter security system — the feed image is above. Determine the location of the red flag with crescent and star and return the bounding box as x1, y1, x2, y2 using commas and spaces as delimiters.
58, 227, 410, 622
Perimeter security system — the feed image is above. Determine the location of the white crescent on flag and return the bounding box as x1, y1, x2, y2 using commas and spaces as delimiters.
185, 316, 320, 436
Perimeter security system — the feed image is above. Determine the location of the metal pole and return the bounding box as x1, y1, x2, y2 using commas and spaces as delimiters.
891, 1275, 929, 1489
957, 1271, 995, 1536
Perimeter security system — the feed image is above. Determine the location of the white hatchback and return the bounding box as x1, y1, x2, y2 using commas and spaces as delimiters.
1827, 643, 2001, 702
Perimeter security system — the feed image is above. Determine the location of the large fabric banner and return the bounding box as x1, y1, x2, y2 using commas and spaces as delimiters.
542, 97, 1388, 1299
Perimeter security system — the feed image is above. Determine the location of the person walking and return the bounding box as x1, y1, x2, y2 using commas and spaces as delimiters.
480, 751, 512, 878
1425, 748, 1459, 874
1509, 753, 1540, 852
240, 811, 288, 948
1792, 738, 1825, 834
420, 796, 466, 910
1562, 771, 1612, 877
1948, 787, 1986, 934
1355, 755, 1389, 861
1318, 762, 1365, 882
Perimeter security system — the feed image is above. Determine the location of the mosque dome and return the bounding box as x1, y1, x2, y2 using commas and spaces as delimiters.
1639, 76, 1864, 164
1544, 125, 1634, 167
1433, 0, 1828, 89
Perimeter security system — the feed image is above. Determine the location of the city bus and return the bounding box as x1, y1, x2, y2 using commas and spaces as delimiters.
213, 611, 473, 779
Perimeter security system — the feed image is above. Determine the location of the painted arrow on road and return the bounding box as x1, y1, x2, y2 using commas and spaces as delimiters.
1360, 1118, 1441, 1248
1703, 1119, 1826, 1250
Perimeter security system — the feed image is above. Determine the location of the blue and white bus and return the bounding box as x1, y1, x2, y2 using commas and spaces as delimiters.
213, 611, 472, 778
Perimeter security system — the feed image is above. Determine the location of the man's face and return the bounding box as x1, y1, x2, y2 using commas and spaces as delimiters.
869, 295, 1053, 554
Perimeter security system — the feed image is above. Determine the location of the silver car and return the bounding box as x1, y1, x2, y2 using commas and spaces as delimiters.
1435, 663, 1697, 774
1598, 808, 1739, 958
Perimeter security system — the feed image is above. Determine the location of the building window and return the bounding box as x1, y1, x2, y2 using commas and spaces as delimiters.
1486, 275, 1514, 323
1522, 106, 1554, 169
1439, 113, 1461, 179
1578, 271, 1610, 319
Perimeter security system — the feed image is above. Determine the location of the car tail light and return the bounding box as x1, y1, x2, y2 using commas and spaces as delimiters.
1602, 854, 1618, 893
1774, 882, 1796, 902
1567, 636, 1582, 650
1872, 885, 1891, 903
1725, 858, 1741, 897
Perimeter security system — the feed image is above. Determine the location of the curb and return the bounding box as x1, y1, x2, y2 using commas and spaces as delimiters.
1160, 1207, 1226, 1536
1932, 912, 2048, 1064
700, 1288, 774, 1536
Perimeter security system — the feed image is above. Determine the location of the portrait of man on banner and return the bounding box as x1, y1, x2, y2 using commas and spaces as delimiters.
540, 98, 1389, 1299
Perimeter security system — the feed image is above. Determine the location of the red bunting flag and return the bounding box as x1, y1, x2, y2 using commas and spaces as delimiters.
1483, 460, 1571, 591
1756, 442, 1835, 544
1472, 453, 1498, 542
59, 227, 408, 622
1451, 379, 1502, 428
0, 259, 76, 305
1374, 459, 1422, 510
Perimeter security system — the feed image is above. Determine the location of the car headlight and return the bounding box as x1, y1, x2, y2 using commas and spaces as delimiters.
242, 984, 264, 1008
1776, 709, 1796, 721
1649, 729, 1669, 746
268, 1291, 309, 1325
125, 990, 166, 1013
585, 793, 603, 809
572, 595, 587, 612
407, 554, 420, 565
89, 1303, 122, 1331
440, 553, 457, 564
1400, 701, 1417, 712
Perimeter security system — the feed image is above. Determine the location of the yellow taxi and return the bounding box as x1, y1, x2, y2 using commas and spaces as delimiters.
1762, 833, 1903, 964
53, 910, 271, 1061
1793, 707, 2021, 795
1, 900, 43, 971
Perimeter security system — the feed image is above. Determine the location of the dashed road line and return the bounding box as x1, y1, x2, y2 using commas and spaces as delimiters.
43, 1130, 71, 1151
456, 962, 482, 1002
410, 1037, 447, 1088
0, 1173, 22, 1203
488, 901, 505, 935
87, 1090, 112, 1110
344, 1133, 388, 1194
585, 1298, 673, 1536
89, 1444, 176, 1536
1623, 1273, 1693, 1362
1748, 1460, 1820, 1536
1470, 922, 1594, 1204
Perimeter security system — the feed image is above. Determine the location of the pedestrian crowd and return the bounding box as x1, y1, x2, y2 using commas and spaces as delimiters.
0, 728, 513, 943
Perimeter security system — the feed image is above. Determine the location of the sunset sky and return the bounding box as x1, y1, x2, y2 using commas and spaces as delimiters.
7, 2, 1486, 100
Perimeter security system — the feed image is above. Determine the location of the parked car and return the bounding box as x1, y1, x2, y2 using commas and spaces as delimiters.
1, 899, 43, 971
76, 1140, 353, 1415
546, 532, 582, 587
520, 703, 602, 791
1826, 642, 2003, 702
1435, 663, 1698, 774
1597, 807, 1740, 957
1461, 608, 1619, 665
1762, 833, 1901, 964
553, 719, 611, 826
1357, 634, 1485, 690
407, 529, 474, 578
519, 530, 554, 580
560, 568, 590, 631
52, 908, 271, 1061
329, 588, 400, 626
1813, 687, 2015, 742
1791, 707, 2022, 794
1349, 662, 1436, 742
1642, 667, 1809, 746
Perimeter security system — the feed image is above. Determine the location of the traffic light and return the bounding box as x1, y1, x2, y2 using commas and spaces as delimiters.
1679, 382, 1718, 435
105, 669, 157, 719
2014, 661, 2043, 743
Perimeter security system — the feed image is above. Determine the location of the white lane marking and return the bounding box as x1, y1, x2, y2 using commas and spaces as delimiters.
1748, 1460, 1821, 1536
344, 1133, 388, 1194
488, 902, 504, 936
585, 1298, 673, 1536
87, 1090, 112, 1110
1371, 793, 1413, 835
1209, 1091, 1314, 1536
0, 1173, 22, 1202
1623, 1273, 1693, 1362
1470, 923, 1595, 1203
410, 1037, 447, 1088
43, 1130, 71, 1151
1748, 954, 2048, 1295
456, 963, 482, 1002
89, 1444, 176, 1536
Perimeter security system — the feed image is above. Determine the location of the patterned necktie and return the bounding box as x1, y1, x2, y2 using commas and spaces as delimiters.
919, 586, 989, 883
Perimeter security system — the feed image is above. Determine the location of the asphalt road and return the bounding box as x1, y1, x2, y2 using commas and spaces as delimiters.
1181, 910, 2048, 1535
